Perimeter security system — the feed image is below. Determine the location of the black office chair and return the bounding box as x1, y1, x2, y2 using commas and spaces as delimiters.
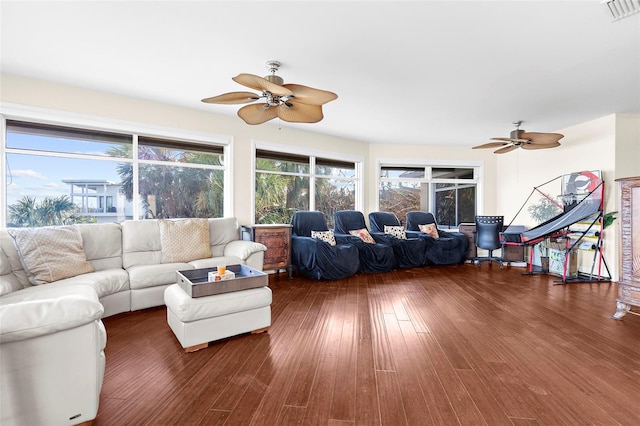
474, 215, 507, 268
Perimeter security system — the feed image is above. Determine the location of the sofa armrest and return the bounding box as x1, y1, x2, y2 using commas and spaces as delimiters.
223, 240, 267, 261
0, 285, 103, 343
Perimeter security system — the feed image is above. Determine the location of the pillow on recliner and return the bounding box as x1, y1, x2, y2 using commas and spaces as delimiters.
384, 225, 407, 239
349, 228, 376, 244
159, 218, 212, 263
418, 223, 439, 238
311, 230, 336, 246
7, 226, 95, 285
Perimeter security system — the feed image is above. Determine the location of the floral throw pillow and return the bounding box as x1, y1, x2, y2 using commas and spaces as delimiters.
311, 230, 336, 246
349, 228, 376, 244
418, 223, 439, 239
384, 225, 407, 239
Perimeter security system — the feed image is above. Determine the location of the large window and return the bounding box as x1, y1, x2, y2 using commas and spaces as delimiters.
379, 164, 479, 227
3, 118, 227, 227
254, 148, 359, 226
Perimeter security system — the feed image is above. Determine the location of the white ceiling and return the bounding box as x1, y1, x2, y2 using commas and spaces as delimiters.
1, 1, 639, 147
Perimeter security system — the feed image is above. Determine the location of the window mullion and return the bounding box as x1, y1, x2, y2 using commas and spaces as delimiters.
310, 156, 316, 211
132, 134, 140, 220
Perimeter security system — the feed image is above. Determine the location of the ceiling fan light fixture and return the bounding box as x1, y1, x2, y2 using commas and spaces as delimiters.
472, 120, 564, 154
202, 60, 337, 125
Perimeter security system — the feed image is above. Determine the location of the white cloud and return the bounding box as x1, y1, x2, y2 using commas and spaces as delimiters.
8, 169, 47, 180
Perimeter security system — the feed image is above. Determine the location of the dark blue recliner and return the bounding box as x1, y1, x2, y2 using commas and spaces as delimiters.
368, 211, 428, 268
290, 211, 360, 280
405, 211, 468, 265
333, 210, 396, 273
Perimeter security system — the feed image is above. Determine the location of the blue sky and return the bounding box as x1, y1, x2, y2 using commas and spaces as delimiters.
5, 134, 126, 206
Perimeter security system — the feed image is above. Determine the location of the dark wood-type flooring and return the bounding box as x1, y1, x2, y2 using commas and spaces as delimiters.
95, 264, 640, 425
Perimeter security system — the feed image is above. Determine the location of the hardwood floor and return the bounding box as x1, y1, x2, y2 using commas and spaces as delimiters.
95, 264, 640, 425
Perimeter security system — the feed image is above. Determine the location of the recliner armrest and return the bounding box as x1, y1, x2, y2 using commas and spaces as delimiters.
369, 231, 394, 244
333, 233, 367, 247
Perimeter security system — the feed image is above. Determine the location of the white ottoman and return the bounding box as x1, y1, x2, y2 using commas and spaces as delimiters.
164, 284, 272, 352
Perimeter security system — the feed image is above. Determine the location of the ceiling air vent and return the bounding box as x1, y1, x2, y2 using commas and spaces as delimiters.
602, 0, 640, 21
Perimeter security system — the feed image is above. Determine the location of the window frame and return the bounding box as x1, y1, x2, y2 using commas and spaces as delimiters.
377, 159, 484, 228
251, 141, 363, 225
1, 104, 232, 227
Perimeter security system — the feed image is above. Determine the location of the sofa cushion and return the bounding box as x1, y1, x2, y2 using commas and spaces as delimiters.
7, 226, 94, 285
128, 262, 193, 290
189, 256, 243, 270
76, 223, 123, 270
159, 219, 212, 263
121, 220, 162, 268
208, 217, 241, 247
55, 269, 130, 299
0, 284, 103, 343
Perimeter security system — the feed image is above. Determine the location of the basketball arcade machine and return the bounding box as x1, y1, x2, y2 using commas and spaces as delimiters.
501, 170, 611, 284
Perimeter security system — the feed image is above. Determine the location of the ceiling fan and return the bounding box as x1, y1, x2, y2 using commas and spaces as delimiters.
472, 120, 564, 154
201, 60, 337, 125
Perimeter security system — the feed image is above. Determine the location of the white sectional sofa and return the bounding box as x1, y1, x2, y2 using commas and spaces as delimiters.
0, 217, 266, 426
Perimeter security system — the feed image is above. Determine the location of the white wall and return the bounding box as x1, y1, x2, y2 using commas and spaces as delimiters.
615, 113, 640, 180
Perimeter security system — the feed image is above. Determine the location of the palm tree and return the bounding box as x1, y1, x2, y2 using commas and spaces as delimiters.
37, 196, 76, 225
107, 144, 224, 219
7, 196, 39, 227
7, 195, 94, 227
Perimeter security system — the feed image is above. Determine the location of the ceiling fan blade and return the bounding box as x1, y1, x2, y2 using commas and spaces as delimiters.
282, 84, 338, 105
201, 91, 260, 104
472, 142, 509, 149
232, 73, 293, 97
277, 100, 324, 123
491, 137, 529, 143
494, 145, 518, 154
520, 132, 564, 145
520, 141, 561, 150
237, 103, 279, 125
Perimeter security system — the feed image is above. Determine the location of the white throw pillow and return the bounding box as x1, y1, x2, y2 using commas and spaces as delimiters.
311, 230, 336, 246
7, 226, 95, 285
384, 225, 407, 239
159, 218, 212, 263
